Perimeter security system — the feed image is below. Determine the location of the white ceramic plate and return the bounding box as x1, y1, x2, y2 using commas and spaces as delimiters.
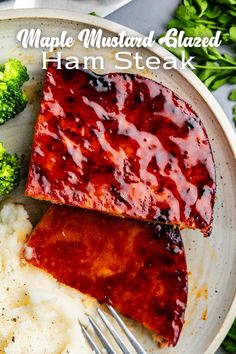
0, 9, 235, 354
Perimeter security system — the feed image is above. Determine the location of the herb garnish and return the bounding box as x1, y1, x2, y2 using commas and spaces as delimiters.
89, 11, 99, 17
160, 0, 236, 126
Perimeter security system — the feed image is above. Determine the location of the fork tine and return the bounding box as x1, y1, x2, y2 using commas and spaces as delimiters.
88, 316, 117, 354
79, 321, 102, 354
97, 308, 132, 354
107, 305, 147, 354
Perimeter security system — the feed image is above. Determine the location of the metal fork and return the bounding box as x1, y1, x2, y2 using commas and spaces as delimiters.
79, 304, 147, 354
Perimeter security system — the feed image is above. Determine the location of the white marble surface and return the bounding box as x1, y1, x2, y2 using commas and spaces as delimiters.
0, 0, 132, 16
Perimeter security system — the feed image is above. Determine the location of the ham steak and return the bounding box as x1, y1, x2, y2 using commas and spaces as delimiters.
25, 61, 216, 235
24, 205, 188, 347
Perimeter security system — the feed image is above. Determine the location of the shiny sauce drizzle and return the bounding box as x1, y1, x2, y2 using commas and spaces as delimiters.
24, 205, 188, 347
26, 61, 216, 235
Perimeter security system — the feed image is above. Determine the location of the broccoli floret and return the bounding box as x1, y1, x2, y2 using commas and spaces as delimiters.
0, 59, 29, 125
0, 142, 20, 196
0, 58, 29, 86
0, 82, 28, 125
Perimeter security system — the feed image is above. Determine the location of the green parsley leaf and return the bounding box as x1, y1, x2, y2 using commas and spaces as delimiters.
218, 13, 232, 25
229, 8, 236, 16
162, 0, 236, 126
229, 26, 236, 42
204, 74, 217, 88
193, 0, 208, 16
89, 11, 98, 16
210, 75, 232, 90
216, 0, 236, 4
204, 5, 221, 19
184, 24, 213, 38
167, 18, 186, 30
229, 76, 236, 84
197, 61, 218, 81
176, 4, 198, 22
229, 89, 236, 100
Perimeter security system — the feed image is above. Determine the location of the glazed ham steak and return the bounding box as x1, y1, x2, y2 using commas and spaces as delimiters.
24, 205, 188, 347
25, 61, 216, 235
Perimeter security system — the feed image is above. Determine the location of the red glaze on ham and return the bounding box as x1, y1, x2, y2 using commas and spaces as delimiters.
25, 61, 216, 235
24, 205, 188, 347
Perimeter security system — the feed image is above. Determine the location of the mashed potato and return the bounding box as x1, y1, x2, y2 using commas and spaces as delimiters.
0, 202, 98, 354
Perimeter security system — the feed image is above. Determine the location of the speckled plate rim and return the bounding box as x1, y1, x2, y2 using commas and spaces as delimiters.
0, 8, 235, 353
